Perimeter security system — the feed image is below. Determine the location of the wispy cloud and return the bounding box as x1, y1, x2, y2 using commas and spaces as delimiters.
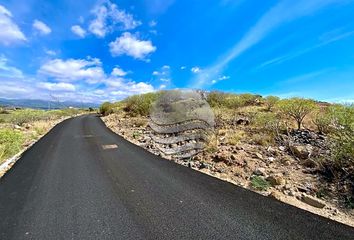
88, 0, 141, 38
0, 55, 23, 78
71, 25, 86, 38
279, 69, 331, 85
258, 28, 354, 69
33, 20, 51, 35
0, 5, 26, 45
192, 0, 340, 88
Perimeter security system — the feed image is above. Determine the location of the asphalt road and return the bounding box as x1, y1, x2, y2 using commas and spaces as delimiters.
0, 115, 353, 240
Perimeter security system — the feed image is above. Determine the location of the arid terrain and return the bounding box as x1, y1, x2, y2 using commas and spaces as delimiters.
101, 91, 354, 227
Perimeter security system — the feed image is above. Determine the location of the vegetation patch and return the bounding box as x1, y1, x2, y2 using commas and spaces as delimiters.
250, 176, 271, 191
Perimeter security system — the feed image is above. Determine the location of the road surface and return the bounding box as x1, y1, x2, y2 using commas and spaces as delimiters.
0, 115, 353, 239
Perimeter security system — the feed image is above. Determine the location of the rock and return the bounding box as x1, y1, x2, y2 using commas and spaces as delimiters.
253, 167, 266, 176
301, 159, 319, 168
268, 157, 275, 162
14, 125, 22, 130
269, 191, 282, 200
255, 152, 263, 160
301, 194, 326, 208
235, 117, 250, 125
290, 144, 313, 159
230, 154, 236, 160
279, 146, 286, 151
267, 175, 285, 186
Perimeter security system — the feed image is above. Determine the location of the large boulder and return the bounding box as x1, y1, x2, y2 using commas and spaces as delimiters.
290, 144, 313, 159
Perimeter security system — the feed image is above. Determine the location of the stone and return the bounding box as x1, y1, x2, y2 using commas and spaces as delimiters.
301, 159, 319, 168
269, 191, 282, 200
290, 144, 312, 159
255, 153, 263, 160
279, 146, 286, 151
253, 167, 266, 176
301, 194, 326, 208
268, 157, 275, 162
267, 175, 285, 186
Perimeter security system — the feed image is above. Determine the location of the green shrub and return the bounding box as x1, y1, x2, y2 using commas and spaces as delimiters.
313, 108, 333, 134
265, 96, 280, 111
0, 129, 24, 161
207, 92, 260, 109
206, 91, 228, 108
238, 93, 261, 106
123, 92, 162, 117
276, 98, 318, 130
250, 176, 271, 191
328, 104, 354, 167
253, 112, 283, 135
99, 102, 114, 116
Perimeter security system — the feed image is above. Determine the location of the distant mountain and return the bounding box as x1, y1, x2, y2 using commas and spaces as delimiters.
0, 98, 99, 109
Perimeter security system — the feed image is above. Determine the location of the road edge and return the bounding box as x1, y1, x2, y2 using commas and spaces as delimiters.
0, 116, 75, 178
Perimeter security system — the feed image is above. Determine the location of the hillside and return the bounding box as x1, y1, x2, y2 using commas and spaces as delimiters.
99, 90, 354, 227
0, 98, 99, 109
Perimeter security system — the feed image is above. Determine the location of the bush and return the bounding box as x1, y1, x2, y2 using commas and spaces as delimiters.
264, 96, 280, 111
253, 112, 283, 135
227, 130, 246, 145
206, 91, 228, 108
328, 105, 354, 167
207, 92, 260, 109
276, 98, 317, 130
99, 102, 114, 116
250, 176, 271, 191
123, 92, 162, 117
10, 109, 49, 125
238, 93, 261, 106
313, 108, 333, 134
0, 128, 24, 161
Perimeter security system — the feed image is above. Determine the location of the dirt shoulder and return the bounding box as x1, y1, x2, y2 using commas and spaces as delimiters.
0, 116, 76, 178
101, 113, 354, 228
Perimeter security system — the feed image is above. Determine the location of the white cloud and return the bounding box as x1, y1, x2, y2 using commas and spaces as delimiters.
111, 66, 128, 76
71, 25, 86, 38
191, 66, 201, 73
33, 20, 51, 35
149, 20, 157, 27
45, 49, 57, 56
105, 77, 154, 98
38, 82, 76, 91
211, 75, 230, 85
152, 65, 172, 88
192, 0, 341, 88
109, 32, 156, 60
0, 5, 26, 45
38, 57, 105, 84
88, 0, 141, 38
0, 55, 23, 78
218, 75, 230, 81
180, 66, 186, 70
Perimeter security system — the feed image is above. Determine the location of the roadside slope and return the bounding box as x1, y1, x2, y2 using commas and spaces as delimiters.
0, 115, 353, 239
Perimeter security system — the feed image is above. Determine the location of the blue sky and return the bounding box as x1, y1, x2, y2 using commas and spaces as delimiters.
0, 0, 354, 103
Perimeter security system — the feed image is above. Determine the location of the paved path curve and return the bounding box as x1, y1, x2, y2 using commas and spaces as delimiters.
0, 115, 353, 240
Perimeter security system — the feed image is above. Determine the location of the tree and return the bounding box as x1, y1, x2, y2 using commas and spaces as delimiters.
265, 96, 280, 111
99, 102, 113, 116
276, 98, 317, 130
